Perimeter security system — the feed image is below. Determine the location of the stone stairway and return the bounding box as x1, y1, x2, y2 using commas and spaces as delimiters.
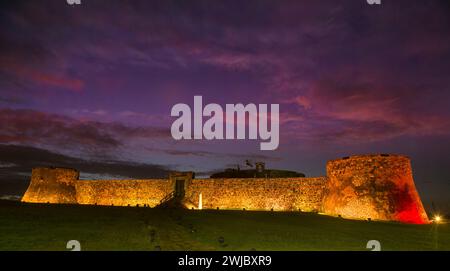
156, 192, 186, 209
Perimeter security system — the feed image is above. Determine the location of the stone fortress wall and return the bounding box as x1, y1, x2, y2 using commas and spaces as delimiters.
21, 167, 79, 204
183, 177, 327, 212
75, 179, 174, 207
321, 155, 429, 224
21, 154, 430, 224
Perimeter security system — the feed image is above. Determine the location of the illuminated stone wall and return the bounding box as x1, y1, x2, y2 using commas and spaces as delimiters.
21, 167, 79, 204
75, 179, 174, 207
321, 154, 429, 224
183, 177, 327, 212
21, 167, 175, 207
21, 154, 430, 224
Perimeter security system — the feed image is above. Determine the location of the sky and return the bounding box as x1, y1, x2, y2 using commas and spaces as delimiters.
0, 0, 449, 211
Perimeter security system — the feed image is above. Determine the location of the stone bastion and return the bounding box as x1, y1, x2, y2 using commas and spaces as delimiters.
21, 154, 429, 224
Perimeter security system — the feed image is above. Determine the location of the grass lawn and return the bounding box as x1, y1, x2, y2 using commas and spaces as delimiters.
0, 200, 448, 251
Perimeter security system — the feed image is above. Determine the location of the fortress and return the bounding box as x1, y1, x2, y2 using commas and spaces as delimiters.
21, 154, 429, 224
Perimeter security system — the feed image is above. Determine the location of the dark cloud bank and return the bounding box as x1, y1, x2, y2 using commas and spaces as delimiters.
0, 144, 171, 196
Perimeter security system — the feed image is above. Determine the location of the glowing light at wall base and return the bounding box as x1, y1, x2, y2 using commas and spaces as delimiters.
198, 192, 203, 210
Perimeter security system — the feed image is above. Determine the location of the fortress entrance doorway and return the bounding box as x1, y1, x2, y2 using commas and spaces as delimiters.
175, 179, 185, 198
169, 171, 194, 202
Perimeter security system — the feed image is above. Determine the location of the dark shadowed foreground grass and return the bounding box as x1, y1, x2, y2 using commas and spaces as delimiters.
0, 200, 448, 251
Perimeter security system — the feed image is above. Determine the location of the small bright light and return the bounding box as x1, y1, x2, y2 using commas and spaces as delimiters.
198, 192, 202, 210
434, 215, 442, 223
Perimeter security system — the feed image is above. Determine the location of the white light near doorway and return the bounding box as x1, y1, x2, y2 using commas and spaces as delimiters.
198, 192, 203, 210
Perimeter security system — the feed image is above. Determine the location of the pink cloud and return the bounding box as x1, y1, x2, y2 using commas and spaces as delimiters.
279, 73, 450, 145
0, 109, 171, 155
1, 56, 84, 92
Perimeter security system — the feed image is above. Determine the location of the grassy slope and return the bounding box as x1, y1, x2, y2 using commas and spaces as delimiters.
0, 200, 448, 251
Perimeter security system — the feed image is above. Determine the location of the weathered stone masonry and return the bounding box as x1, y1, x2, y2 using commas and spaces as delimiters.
75, 179, 173, 207
321, 155, 429, 224
21, 167, 79, 204
21, 154, 430, 224
183, 178, 327, 212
